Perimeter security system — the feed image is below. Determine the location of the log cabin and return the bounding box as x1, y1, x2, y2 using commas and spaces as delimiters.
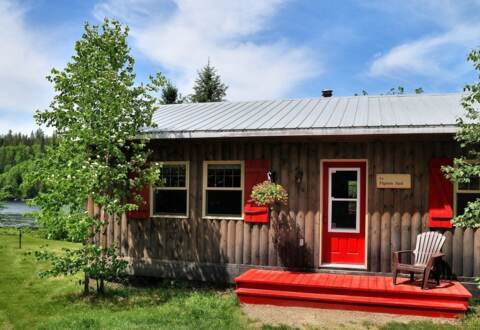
100, 92, 480, 283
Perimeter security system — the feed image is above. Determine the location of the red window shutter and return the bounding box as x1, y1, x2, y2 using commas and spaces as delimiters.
428, 158, 453, 228
128, 175, 150, 220
244, 160, 270, 223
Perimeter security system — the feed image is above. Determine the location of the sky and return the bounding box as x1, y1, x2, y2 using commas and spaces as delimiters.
1, 0, 480, 134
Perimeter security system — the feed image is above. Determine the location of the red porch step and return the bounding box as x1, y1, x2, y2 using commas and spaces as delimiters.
235, 269, 472, 318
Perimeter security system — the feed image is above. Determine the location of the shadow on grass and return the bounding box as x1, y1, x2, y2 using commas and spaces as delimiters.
261, 325, 300, 330
37, 318, 101, 330
54, 278, 234, 310
38, 280, 246, 330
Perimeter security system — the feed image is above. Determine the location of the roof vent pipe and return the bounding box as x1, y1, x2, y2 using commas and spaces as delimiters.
322, 89, 333, 97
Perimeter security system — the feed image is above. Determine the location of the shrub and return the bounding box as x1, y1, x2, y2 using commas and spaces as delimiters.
35, 243, 128, 294
251, 181, 288, 206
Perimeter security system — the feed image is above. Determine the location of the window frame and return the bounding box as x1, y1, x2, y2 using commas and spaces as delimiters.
150, 161, 190, 219
327, 167, 361, 233
454, 181, 480, 217
202, 160, 244, 220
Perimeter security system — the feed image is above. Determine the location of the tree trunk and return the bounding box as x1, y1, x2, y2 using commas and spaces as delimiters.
84, 195, 94, 295
99, 279, 105, 294
84, 273, 89, 295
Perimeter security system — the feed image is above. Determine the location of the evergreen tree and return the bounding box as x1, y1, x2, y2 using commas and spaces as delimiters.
190, 61, 228, 102
160, 80, 186, 104
0, 129, 53, 200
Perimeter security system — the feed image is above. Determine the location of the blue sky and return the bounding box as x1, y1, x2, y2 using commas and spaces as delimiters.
1, 0, 480, 133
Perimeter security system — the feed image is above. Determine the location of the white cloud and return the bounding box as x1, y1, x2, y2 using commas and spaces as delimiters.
94, 0, 320, 101
367, 1, 480, 80
369, 25, 480, 79
0, 1, 55, 115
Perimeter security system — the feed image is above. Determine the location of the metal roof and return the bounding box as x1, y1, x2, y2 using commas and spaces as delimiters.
143, 93, 466, 139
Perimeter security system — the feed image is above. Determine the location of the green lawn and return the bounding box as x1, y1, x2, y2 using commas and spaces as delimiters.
0, 228, 478, 330
0, 228, 252, 330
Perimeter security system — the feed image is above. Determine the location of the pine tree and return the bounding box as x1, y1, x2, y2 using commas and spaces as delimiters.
161, 81, 179, 104
190, 61, 228, 102
160, 81, 186, 104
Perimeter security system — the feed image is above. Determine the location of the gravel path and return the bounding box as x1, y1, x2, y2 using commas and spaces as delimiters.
242, 304, 454, 329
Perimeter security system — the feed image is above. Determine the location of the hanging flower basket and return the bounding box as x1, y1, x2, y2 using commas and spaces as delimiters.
251, 181, 288, 209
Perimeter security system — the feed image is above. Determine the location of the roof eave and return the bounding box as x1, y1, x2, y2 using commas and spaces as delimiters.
139, 125, 458, 139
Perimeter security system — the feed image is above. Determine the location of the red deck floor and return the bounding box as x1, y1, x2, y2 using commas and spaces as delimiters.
235, 269, 472, 318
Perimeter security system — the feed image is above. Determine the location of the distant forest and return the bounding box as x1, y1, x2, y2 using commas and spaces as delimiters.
0, 130, 56, 200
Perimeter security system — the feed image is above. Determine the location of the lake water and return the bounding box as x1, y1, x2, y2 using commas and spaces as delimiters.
0, 201, 38, 228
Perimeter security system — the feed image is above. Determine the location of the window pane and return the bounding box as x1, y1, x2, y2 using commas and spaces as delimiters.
225, 175, 233, 187
158, 164, 186, 188
456, 193, 480, 216
458, 177, 480, 191
207, 164, 241, 188
332, 170, 358, 198
178, 175, 186, 187
208, 174, 215, 187
233, 175, 241, 187
331, 200, 357, 230
154, 190, 187, 215
206, 190, 242, 216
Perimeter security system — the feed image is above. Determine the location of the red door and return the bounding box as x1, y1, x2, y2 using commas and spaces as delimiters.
322, 161, 366, 265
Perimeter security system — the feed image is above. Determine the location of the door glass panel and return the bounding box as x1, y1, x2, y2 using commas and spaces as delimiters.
332, 170, 357, 198
331, 200, 357, 229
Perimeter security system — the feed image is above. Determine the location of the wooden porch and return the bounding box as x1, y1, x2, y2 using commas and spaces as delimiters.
235, 269, 472, 318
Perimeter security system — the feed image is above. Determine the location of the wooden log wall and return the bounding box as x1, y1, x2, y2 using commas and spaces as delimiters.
101, 137, 480, 279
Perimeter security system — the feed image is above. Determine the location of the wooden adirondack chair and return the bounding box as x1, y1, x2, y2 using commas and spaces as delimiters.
392, 231, 446, 289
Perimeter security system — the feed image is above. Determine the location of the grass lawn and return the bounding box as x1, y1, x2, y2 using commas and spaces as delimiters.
0, 227, 478, 330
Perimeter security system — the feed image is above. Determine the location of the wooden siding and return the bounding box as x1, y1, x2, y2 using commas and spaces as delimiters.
101, 136, 480, 279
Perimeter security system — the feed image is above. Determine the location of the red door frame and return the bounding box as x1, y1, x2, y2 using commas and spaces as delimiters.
321, 160, 367, 266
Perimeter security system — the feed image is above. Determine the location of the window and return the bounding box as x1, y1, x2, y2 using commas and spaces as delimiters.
203, 161, 244, 219
152, 162, 189, 217
455, 177, 480, 216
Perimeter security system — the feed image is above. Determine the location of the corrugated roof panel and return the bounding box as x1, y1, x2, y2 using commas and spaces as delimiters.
182, 101, 245, 130
367, 97, 382, 127
284, 98, 322, 128
295, 98, 329, 128
408, 97, 437, 126
252, 99, 301, 129
389, 96, 411, 126
173, 102, 231, 129
377, 96, 396, 126
312, 98, 340, 127
270, 98, 312, 128
155, 102, 216, 129
145, 93, 464, 138
437, 94, 464, 120
152, 103, 196, 123
202, 100, 270, 130
236, 99, 292, 129
337, 97, 358, 127
325, 97, 350, 127
353, 96, 369, 127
